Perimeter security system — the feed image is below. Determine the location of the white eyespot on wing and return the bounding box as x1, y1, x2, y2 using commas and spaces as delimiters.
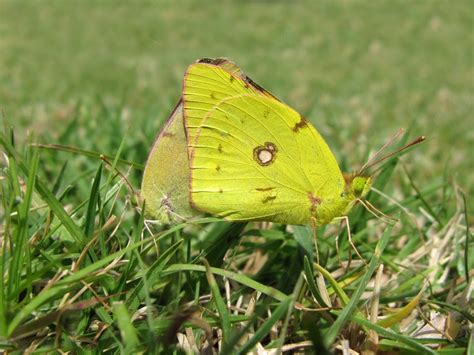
258, 149, 273, 164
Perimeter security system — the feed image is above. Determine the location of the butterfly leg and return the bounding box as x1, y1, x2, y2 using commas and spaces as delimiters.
334, 219, 353, 268
343, 215, 367, 266
334, 226, 343, 266
335, 216, 367, 266
310, 217, 320, 264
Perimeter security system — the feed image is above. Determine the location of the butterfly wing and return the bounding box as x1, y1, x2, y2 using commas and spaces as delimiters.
141, 100, 200, 222
184, 64, 346, 224
141, 58, 254, 222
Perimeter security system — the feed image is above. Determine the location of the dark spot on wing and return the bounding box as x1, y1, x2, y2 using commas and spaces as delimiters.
216, 165, 221, 172
219, 189, 223, 193
210, 93, 216, 99
256, 187, 275, 192
162, 132, 175, 138
244, 75, 266, 94
229, 76, 235, 83
262, 108, 270, 118
197, 58, 213, 64
218, 144, 223, 153
293, 115, 309, 132
198, 58, 227, 65
307, 193, 321, 213
262, 195, 277, 203
243, 74, 281, 101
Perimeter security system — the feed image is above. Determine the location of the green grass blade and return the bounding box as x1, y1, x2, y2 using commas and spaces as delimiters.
349, 312, 436, 354
313, 263, 350, 306
276, 273, 305, 350
377, 290, 423, 328
198, 222, 247, 267
104, 136, 127, 188
36, 177, 85, 247
52, 160, 68, 195
8, 147, 39, 300
303, 256, 328, 307
461, 192, 471, 284
324, 222, 394, 347
0, 188, 6, 336
112, 301, 139, 352
84, 163, 102, 239
126, 239, 183, 309
203, 259, 231, 345
163, 264, 288, 301
236, 297, 292, 354
468, 327, 473, 355
293, 225, 314, 263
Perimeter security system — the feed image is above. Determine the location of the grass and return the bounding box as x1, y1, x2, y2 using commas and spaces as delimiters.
0, 1, 472, 353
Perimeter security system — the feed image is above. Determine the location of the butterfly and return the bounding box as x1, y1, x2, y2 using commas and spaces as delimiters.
141, 58, 424, 225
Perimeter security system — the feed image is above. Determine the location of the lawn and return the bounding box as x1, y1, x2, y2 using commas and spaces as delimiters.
0, 1, 472, 353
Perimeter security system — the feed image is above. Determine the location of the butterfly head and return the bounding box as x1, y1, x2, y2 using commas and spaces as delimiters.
344, 174, 372, 200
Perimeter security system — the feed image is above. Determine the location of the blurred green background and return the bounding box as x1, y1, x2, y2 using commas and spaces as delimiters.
1, 1, 472, 202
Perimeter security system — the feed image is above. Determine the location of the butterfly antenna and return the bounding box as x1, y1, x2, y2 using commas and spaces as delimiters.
364, 161, 388, 179
359, 135, 426, 175
358, 128, 405, 174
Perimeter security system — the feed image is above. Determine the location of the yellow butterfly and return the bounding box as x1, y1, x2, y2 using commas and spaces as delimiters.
142, 58, 423, 226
